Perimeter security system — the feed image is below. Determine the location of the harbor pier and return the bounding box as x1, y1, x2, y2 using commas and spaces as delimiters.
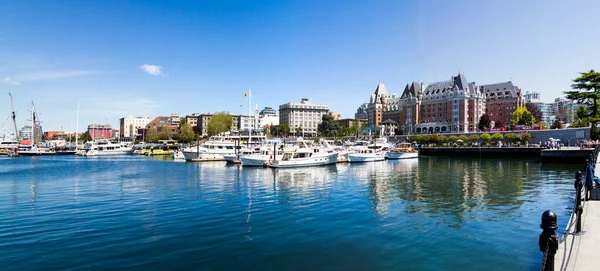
540, 148, 600, 270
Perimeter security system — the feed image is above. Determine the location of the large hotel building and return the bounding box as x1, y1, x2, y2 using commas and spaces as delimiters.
366, 73, 523, 134
279, 98, 329, 137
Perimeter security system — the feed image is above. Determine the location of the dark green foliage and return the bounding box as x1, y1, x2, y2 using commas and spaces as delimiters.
565, 70, 600, 118
317, 114, 340, 137
478, 113, 491, 131
591, 125, 600, 141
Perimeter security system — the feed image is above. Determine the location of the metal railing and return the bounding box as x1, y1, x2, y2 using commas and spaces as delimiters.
538, 146, 599, 271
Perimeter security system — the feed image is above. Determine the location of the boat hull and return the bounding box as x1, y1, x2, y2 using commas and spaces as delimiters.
182, 151, 234, 161
386, 152, 418, 160
347, 153, 385, 163
17, 150, 56, 156
240, 155, 282, 167
269, 153, 338, 168
84, 149, 134, 156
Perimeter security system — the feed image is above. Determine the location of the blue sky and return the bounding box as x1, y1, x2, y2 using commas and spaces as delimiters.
1, 0, 599, 132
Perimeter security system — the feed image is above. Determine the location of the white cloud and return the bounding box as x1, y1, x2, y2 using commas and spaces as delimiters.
140, 64, 164, 76
3, 77, 21, 86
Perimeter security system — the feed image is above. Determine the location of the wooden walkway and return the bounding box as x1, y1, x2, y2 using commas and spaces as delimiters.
554, 159, 600, 270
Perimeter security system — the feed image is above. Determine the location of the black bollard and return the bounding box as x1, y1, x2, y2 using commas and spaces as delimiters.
574, 171, 584, 233
539, 210, 558, 271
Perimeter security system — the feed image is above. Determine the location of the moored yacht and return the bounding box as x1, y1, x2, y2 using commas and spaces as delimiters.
386, 142, 419, 159
181, 136, 237, 161
347, 145, 386, 162
347, 137, 391, 163
0, 138, 19, 155
17, 146, 56, 156
268, 138, 338, 168
240, 140, 292, 166
79, 140, 134, 156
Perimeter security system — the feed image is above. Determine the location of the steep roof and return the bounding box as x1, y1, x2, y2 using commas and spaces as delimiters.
400, 82, 422, 98
373, 82, 388, 97
480, 81, 521, 99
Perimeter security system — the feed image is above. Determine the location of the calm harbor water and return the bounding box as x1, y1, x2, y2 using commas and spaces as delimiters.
0, 155, 579, 271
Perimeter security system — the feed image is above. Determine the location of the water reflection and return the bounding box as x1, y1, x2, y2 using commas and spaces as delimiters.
363, 157, 547, 225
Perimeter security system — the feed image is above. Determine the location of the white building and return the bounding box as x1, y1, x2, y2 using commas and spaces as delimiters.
279, 98, 329, 136
119, 116, 151, 139
523, 91, 541, 103
258, 106, 279, 130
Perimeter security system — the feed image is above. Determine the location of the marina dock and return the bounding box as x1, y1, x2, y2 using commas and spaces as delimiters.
553, 158, 600, 270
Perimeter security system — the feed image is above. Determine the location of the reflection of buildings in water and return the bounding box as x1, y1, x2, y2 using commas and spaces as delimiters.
273, 165, 339, 192
362, 159, 419, 214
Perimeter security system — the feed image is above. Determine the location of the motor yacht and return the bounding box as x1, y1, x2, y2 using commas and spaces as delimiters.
181, 136, 238, 161
386, 142, 419, 159
79, 140, 134, 156
268, 138, 338, 168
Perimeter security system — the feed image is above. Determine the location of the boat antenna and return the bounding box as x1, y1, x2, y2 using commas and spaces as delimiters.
9, 93, 19, 143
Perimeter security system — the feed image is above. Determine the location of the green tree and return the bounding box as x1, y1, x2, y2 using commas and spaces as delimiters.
317, 114, 340, 137
338, 126, 352, 137
525, 102, 543, 123
505, 133, 519, 144
278, 123, 290, 136
449, 135, 458, 143
478, 113, 492, 131
438, 135, 448, 146
349, 119, 361, 136
410, 135, 423, 143
178, 122, 195, 142
565, 70, 600, 119
158, 126, 172, 140
145, 128, 159, 143
591, 125, 600, 141
421, 135, 431, 146
491, 133, 503, 144
480, 133, 491, 145
511, 106, 535, 126
79, 131, 92, 142
458, 135, 468, 145
469, 134, 480, 143
207, 112, 233, 136
520, 132, 531, 143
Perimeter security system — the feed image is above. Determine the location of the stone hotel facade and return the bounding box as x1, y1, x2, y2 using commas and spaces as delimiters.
366, 73, 523, 134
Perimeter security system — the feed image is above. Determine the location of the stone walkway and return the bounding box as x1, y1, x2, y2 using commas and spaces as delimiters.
554, 159, 600, 271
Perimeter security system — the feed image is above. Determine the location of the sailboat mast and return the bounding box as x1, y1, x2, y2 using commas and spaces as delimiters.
9, 93, 19, 143
31, 101, 37, 147
248, 87, 252, 146
75, 101, 79, 147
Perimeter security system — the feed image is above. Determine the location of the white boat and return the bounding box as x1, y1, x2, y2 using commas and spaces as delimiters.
347, 137, 391, 163
0, 138, 19, 155
18, 146, 56, 156
269, 138, 338, 168
240, 140, 291, 167
79, 140, 134, 156
347, 146, 386, 162
172, 151, 186, 162
386, 142, 419, 159
182, 136, 237, 161
224, 148, 256, 164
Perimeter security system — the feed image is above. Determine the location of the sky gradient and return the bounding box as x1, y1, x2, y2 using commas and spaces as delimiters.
1, 0, 599, 132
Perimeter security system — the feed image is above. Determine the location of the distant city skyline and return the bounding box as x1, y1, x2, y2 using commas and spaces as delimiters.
1, 0, 599, 131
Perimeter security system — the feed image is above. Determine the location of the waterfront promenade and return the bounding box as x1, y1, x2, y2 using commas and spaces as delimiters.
554, 159, 600, 270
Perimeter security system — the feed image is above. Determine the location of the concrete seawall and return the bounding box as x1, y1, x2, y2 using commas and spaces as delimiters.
419, 147, 542, 157
419, 147, 594, 163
